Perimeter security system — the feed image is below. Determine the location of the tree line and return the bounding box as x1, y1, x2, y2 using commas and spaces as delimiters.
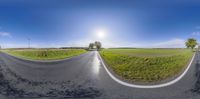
89, 41, 102, 50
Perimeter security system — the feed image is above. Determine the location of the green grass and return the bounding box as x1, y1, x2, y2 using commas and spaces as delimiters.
2, 49, 87, 60
100, 49, 193, 83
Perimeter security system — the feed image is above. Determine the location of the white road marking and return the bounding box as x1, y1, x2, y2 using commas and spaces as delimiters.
98, 52, 196, 88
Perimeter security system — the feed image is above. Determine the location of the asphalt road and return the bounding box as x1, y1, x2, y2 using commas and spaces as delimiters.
0, 51, 200, 99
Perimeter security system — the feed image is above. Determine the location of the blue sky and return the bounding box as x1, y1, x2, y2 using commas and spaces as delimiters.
0, 0, 200, 48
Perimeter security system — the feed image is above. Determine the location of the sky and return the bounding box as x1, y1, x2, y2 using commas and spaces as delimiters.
0, 0, 200, 48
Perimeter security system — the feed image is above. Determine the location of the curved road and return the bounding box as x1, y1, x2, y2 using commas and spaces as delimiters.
0, 51, 200, 99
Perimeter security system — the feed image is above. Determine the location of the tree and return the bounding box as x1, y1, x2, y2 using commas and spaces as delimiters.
185, 38, 197, 50
89, 43, 94, 49
95, 41, 102, 50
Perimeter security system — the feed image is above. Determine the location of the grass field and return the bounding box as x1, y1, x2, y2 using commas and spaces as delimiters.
100, 49, 193, 83
1, 49, 87, 60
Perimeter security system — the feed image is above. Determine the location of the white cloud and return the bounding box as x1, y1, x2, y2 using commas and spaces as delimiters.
152, 38, 185, 48
64, 38, 186, 48
0, 32, 11, 38
192, 32, 200, 36
66, 39, 94, 47
64, 39, 143, 48
1, 38, 186, 48
100, 39, 186, 48
196, 26, 200, 29
1, 43, 39, 48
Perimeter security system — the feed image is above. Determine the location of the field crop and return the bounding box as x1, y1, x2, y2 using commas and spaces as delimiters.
2, 49, 87, 60
100, 49, 193, 83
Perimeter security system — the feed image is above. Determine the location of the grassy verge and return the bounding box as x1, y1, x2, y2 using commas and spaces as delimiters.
1, 49, 87, 60
100, 49, 193, 83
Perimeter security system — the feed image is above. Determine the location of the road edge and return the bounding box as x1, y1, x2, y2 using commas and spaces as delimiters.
97, 51, 196, 88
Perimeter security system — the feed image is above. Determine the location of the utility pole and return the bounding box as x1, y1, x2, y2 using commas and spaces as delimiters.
28, 38, 30, 48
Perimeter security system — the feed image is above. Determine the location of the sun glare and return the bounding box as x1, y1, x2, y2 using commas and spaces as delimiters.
96, 29, 106, 39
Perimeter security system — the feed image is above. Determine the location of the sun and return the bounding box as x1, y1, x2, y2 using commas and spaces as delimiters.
96, 29, 106, 39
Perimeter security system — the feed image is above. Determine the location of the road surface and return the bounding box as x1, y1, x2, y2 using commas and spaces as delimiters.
0, 51, 200, 99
